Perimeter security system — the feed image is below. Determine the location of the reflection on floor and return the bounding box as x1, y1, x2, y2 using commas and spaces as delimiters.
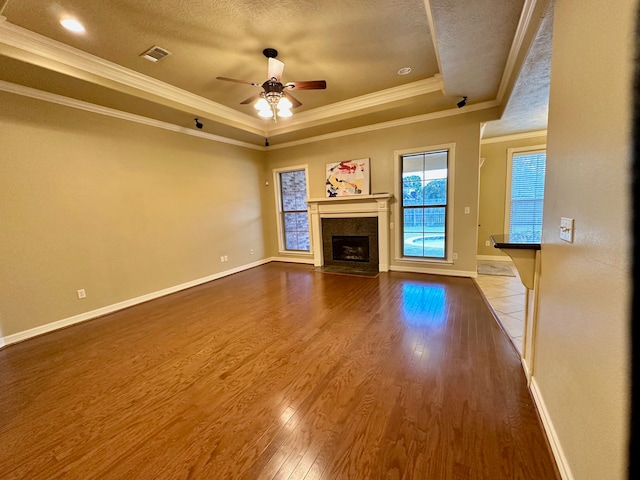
475, 260, 526, 353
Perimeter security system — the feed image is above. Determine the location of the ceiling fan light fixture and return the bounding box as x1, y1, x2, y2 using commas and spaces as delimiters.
255, 98, 269, 110
218, 48, 325, 122
60, 18, 86, 33
277, 97, 292, 110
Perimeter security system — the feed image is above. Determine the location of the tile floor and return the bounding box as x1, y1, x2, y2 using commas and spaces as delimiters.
475, 260, 526, 353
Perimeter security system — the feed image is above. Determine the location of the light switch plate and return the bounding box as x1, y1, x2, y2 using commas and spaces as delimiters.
560, 217, 574, 243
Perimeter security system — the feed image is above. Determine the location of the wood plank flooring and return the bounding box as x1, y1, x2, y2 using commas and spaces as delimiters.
0, 263, 560, 479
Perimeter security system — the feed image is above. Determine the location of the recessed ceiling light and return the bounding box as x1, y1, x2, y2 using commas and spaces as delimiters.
60, 18, 86, 34
397, 67, 412, 76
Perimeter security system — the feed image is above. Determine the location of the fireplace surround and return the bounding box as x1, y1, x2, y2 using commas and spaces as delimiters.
307, 194, 392, 272
322, 217, 378, 270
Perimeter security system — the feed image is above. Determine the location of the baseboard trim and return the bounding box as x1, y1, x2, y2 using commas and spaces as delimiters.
477, 254, 510, 261
269, 256, 315, 265
0, 258, 271, 349
521, 357, 532, 383
529, 377, 574, 480
389, 265, 476, 278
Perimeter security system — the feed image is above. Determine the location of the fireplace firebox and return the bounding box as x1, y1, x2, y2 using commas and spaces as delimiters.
332, 235, 370, 262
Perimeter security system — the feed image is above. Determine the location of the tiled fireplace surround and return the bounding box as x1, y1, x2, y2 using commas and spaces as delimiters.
307, 194, 392, 272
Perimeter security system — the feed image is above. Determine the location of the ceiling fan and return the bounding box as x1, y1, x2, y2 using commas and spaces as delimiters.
216, 48, 327, 121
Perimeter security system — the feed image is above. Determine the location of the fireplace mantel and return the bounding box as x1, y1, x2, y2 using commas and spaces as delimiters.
307, 194, 392, 272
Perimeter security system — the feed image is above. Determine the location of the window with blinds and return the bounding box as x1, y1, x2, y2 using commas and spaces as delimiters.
508, 150, 546, 242
276, 168, 310, 252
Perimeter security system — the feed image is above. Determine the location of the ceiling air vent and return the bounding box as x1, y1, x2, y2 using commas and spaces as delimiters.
140, 45, 171, 63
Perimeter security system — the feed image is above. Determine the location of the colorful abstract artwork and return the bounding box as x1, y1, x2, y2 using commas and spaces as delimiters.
325, 158, 370, 197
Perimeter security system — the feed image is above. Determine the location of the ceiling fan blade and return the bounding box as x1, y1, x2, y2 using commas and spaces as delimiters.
240, 92, 263, 105
268, 57, 285, 81
216, 76, 260, 86
283, 91, 302, 108
285, 80, 327, 90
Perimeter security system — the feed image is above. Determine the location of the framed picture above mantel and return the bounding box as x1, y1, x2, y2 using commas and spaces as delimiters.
325, 158, 370, 197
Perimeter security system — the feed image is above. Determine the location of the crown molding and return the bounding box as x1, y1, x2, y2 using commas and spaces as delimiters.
481, 129, 547, 144
0, 20, 449, 139
496, 0, 543, 103
269, 99, 499, 150
0, 20, 267, 136
1, 17, 512, 150
0, 80, 265, 151
2, 76, 504, 153
268, 75, 445, 136
422, 1, 445, 92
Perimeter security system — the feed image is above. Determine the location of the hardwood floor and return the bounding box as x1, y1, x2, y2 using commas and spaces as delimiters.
0, 263, 559, 479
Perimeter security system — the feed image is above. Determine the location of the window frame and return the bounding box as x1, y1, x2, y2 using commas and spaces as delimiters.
273, 165, 312, 254
504, 145, 546, 240
394, 143, 456, 263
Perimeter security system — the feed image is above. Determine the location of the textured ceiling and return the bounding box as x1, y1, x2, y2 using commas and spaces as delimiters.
483, 0, 553, 138
429, 0, 525, 101
0, 0, 552, 146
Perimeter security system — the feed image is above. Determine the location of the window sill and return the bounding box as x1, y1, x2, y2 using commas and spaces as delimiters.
278, 251, 313, 257
394, 256, 454, 266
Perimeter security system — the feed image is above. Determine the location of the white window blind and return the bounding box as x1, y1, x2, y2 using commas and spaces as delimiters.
509, 151, 546, 242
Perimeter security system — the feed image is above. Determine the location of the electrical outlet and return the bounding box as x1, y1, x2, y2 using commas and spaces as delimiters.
223, 255, 228, 262
220, 256, 225, 262
452, 253, 458, 260
464, 206, 470, 214
485, 240, 490, 247
250, 249, 254, 255
77, 289, 86, 299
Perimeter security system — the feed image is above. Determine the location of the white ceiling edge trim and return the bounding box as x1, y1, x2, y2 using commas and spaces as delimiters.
481, 129, 547, 144
496, 0, 541, 103
267, 75, 444, 136
2, 78, 508, 153
0, 80, 265, 151
422, 1, 445, 92
268, 99, 500, 150
0, 19, 448, 139
0, 19, 267, 136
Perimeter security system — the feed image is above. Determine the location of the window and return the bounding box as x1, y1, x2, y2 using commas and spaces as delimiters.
399, 148, 451, 259
274, 166, 310, 252
506, 148, 546, 242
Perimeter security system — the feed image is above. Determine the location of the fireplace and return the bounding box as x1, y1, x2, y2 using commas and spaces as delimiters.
321, 217, 378, 271
332, 236, 370, 262
306, 194, 392, 272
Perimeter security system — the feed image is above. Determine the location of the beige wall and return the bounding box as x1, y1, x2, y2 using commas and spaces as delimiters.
0, 92, 498, 342
477, 134, 547, 257
534, 0, 632, 478
264, 109, 499, 275
0, 92, 266, 339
